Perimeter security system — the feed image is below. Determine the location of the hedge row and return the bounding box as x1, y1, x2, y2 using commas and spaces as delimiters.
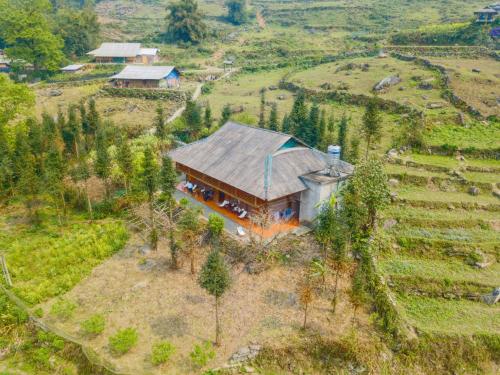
279, 80, 421, 116
100, 86, 186, 102
241, 49, 378, 73
396, 236, 499, 260
387, 172, 495, 193
394, 198, 500, 212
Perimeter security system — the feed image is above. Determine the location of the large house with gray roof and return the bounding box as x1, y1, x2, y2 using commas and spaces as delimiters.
169, 122, 353, 225
87, 43, 159, 64
111, 65, 180, 89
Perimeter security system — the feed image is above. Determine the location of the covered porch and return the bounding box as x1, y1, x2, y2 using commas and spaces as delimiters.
175, 177, 300, 239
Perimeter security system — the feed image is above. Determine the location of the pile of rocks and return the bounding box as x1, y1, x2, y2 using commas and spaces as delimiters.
229, 343, 262, 364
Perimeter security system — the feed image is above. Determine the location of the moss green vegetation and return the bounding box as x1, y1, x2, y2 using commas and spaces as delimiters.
397, 295, 499, 335
425, 122, 500, 150
0, 209, 128, 305
109, 328, 138, 356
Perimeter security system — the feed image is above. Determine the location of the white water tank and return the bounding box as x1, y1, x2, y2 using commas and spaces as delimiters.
327, 145, 341, 160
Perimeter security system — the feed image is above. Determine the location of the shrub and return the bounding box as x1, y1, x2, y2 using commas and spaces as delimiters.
81, 314, 105, 336
109, 328, 138, 356
151, 341, 176, 365
207, 214, 224, 239
50, 299, 77, 320
190, 341, 215, 367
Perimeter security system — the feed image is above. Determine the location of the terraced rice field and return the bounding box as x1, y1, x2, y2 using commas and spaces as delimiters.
381, 152, 500, 336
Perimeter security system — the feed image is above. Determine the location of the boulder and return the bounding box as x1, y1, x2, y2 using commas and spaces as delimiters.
426, 102, 445, 109
374, 75, 401, 91
387, 149, 398, 158
268, 85, 278, 90
418, 82, 433, 90
388, 178, 399, 187
48, 89, 62, 97
472, 68, 481, 73
277, 94, 286, 100
390, 192, 398, 202
468, 186, 480, 196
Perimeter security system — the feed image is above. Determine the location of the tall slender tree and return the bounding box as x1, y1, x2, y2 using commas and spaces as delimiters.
94, 128, 111, 198
142, 146, 159, 250
198, 248, 231, 346
268, 103, 279, 131
45, 143, 67, 223
290, 91, 308, 141
219, 104, 231, 126
258, 88, 266, 129
308, 102, 320, 147
361, 99, 382, 159
338, 115, 348, 160
281, 114, 292, 134
117, 136, 133, 194
204, 103, 213, 129
155, 105, 166, 141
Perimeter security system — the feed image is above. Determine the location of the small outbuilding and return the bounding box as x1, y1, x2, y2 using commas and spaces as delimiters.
87, 43, 160, 64
110, 65, 180, 89
60, 64, 85, 73
474, 8, 498, 23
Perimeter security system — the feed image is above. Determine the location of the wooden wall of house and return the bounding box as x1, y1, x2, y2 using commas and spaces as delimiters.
114, 79, 160, 88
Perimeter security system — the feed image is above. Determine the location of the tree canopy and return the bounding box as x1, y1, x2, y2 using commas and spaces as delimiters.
0, 75, 34, 126
225, 0, 248, 25
0, 0, 65, 71
165, 0, 207, 44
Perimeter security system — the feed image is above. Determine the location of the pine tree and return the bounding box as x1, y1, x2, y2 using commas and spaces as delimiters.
361, 99, 382, 159
73, 147, 93, 220
258, 88, 266, 128
308, 102, 320, 147
86, 98, 99, 142
327, 114, 335, 133
290, 91, 308, 141
19, 153, 41, 223
94, 128, 111, 198
13, 129, 31, 186
0, 126, 14, 198
179, 204, 202, 274
62, 105, 80, 156
79, 100, 89, 138
204, 103, 212, 129
159, 155, 177, 200
219, 104, 231, 126
338, 115, 348, 161
184, 99, 203, 139
117, 136, 133, 193
142, 146, 159, 250
268, 103, 279, 131
281, 113, 292, 134
42, 112, 59, 148
155, 105, 166, 140
347, 137, 360, 165
198, 249, 231, 346
27, 117, 44, 174
45, 143, 67, 223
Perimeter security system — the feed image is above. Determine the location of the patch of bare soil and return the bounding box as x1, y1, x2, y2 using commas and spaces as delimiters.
39, 234, 368, 374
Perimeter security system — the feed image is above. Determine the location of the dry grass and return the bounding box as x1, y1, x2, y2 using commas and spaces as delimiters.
38, 234, 365, 374
429, 57, 500, 117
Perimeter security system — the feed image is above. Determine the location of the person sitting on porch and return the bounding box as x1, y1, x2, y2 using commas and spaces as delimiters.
219, 200, 229, 207
239, 210, 248, 219
186, 182, 193, 192
283, 207, 294, 221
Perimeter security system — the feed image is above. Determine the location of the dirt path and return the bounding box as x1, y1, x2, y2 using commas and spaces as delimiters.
256, 9, 266, 29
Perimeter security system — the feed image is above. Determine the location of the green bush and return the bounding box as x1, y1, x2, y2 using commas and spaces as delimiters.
190, 341, 215, 368
151, 341, 176, 365
81, 314, 105, 336
207, 214, 224, 239
109, 328, 138, 356
50, 299, 77, 320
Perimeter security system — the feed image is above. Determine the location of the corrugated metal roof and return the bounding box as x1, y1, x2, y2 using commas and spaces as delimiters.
140, 48, 159, 55
111, 65, 176, 80
61, 64, 85, 71
169, 122, 347, 201
88, 43, 141, 57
